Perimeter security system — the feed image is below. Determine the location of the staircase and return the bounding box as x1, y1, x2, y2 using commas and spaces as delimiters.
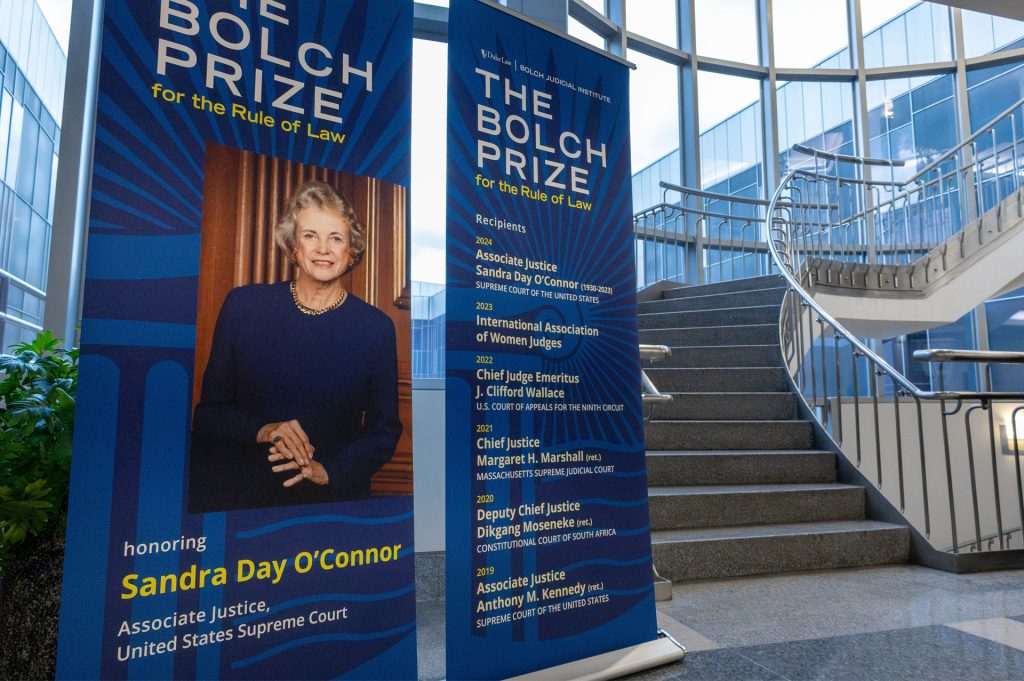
639, 274, 910, 581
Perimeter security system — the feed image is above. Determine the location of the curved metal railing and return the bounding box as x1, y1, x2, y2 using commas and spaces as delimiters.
632, 184, 775, 287
780, 94, 1024, 293
767, 125, 1024, 557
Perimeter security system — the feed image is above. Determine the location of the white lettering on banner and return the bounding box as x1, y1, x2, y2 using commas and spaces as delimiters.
156, 0, 373, 125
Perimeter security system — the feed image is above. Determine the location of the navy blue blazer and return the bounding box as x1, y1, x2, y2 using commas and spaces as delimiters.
189, 282, 402, 511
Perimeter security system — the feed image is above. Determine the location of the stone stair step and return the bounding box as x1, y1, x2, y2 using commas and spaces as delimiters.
651, 520, 910, 581
645, 368, 790, 394
639, 286, 787, 314
661, 275, 785, 300
644, 419, 815, 450
645, 345, 782, 368
645, 450, 837, 486
649, 392, 796, 421
639, 304, 779, 330
647, 483, 865, 530
640, 324, 777, 346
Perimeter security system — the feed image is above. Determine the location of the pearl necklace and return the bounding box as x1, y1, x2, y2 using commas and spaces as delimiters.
291, 280, 348, 315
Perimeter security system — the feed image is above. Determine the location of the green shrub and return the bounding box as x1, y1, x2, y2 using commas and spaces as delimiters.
0, 330, 77, 568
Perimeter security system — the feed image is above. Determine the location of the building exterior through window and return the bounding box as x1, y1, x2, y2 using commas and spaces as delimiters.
0, 0, 66, 350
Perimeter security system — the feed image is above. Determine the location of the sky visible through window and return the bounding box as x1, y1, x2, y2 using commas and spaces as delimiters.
37, 0, 71, 53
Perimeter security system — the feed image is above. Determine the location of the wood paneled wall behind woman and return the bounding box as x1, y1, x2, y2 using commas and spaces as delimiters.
194, 143, 413, 496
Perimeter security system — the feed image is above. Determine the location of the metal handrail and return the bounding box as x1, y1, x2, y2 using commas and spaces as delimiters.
768, 152, 1024, 557
790, 144, 907, 168
633, 185, 777, 285
914, 349, 1024, 364
658, 181, 770, 206
769, 166, 1024, 402
640, 344, 672, 421
640, 344, 672, 361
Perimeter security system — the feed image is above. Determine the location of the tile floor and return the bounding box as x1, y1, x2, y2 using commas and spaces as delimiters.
417, 565, 1024, 680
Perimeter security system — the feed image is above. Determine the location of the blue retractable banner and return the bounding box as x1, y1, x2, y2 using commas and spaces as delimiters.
445, 1, 659, 678
56, 1, 416, 679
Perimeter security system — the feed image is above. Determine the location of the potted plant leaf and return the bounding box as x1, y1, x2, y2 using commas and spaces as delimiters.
0, 330, 78, 679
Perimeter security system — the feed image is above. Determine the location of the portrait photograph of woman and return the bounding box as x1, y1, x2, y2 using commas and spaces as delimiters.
188, 144, 413, 513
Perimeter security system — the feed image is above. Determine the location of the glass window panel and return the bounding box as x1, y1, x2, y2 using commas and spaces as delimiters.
0, 2, 10, 49
698, 70, 759, 133
866, 75, 954, 178
888, 124, 914, 162
926, 3, 952, 64
0, 90, 12, 178
568, 17, 604, 49
2, 324, 14, 354
627, 0, 677, 48
985, 292, 1024, 391
911, 74, 952, 111
700, 134, 715, 187
740, 106, 757, 166
925, 312, 978, 391
888, 92, 911, 130
860, 0, 923, 35
29, 8, 42, 86
694, 0, 758, 64
868, 134, 886, 159
635, 239, 645, 288
881, 17, 909, 67
25, 212, 47, 289
863, 28, 884, 70
820, 82, 846, 132
801, 81, 823, 139
967, 63, 1024, 133
962, 10, 1024, 58
822, 121, 854, 154
644, 237, 656, 281
726, 115, 741, 167
0, 185, 9, 254
8, 0, 22, 62
993, 16, 1024, 52
5, 101, 22, 187
865, 78, 887, 111
966, 60, 1019, 89
7, 283, 23, 313
579, 0, 604, 11
781, 81, 805, 150
410, 39, 447, 285
33, 130, 53, 216
15, 113, 38, 199
772, 0, 849, 68
628, 50, 679, 171
861, 2, 950, 67
912, 99, 955, 162
48, 151, 57, 223
6, 198, 30, 279
698, 71, 762, 192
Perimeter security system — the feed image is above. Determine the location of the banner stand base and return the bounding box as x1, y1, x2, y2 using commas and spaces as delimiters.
503, 631, 686, 681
